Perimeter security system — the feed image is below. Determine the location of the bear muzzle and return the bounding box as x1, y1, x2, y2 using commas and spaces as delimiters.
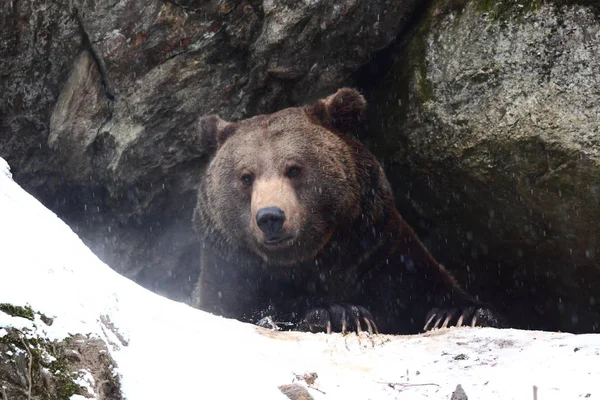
256, 206, 288, 242
251, 179, 300, 248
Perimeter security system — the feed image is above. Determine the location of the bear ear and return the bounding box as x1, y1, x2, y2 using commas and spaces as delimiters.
308, 88, 367, 134
196, 115, 237, 153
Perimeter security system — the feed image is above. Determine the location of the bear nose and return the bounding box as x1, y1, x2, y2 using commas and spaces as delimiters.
256, 207, 286, 236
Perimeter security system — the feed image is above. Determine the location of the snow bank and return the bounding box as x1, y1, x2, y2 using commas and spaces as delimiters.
1, 157, 599, 400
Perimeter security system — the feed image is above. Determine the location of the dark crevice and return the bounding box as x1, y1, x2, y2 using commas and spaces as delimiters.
74, 8, 116, 101
352, 0, 434, 101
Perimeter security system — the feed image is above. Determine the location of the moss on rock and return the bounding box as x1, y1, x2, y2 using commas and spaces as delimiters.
0, 327, 86, 399
0, 303, 35, 321
0, 304, 122, 399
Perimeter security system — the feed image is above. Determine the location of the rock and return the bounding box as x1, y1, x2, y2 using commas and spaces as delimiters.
367, 1, 600, 332
450, 384, 468, 400
0, 0, 420, 303
279, 383, 315, 400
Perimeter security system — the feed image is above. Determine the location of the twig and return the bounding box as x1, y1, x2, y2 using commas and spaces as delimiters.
292, 372, 326, 395
2, 385, 9, 400
309, 386, 326, 395
18, 335, 32, 400
379, 381, 440, 390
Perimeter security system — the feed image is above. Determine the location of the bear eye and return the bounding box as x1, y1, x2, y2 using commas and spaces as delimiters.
286, 166, 301, 178
241, 173, 254, 186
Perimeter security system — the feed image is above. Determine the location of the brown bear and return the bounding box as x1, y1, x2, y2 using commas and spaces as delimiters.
191, 88, 501, 334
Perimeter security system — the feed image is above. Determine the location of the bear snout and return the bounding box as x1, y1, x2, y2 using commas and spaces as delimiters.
256, 206, 286, 239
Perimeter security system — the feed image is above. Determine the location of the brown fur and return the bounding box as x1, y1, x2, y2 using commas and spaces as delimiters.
191, 88, 501, 334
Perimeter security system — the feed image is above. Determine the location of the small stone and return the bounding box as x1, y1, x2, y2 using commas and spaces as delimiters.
279, 384, 315, 400
450, 384, 468, 400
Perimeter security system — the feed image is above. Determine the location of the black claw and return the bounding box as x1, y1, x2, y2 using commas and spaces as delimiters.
328, 304, 351, 333
442, 308, 458, 329
424, 308, 439, 331
459, 307, 476, 327
433, 313, 445, 329
299, 304, 377, 334
344, 304, 362, 333
424, 306, 501, 331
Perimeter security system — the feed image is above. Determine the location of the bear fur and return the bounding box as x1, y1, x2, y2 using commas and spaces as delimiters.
191, 88, 501, 334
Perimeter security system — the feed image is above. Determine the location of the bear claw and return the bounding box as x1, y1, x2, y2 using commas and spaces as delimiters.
298, 304, 378, 335
424, 306, 500, 331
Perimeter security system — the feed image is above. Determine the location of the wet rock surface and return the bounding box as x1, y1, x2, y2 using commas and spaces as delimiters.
366, 1, 600, 332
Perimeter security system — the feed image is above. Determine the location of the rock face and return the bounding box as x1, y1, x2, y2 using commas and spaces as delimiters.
0, 0, 419, 302
367, 1, 600, 333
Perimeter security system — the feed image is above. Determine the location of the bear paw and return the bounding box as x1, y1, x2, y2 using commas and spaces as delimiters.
298, 304, 378, 335
423, 306, 501, 331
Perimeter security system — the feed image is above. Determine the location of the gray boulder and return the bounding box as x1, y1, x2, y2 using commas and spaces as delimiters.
368, 1, 600, 332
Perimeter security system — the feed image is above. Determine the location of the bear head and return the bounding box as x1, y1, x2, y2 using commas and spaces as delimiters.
194, 88, 372, 266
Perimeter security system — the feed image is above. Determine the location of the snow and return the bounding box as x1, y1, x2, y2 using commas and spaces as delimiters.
75, 369, 96, 396
1, 156, 599, 399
